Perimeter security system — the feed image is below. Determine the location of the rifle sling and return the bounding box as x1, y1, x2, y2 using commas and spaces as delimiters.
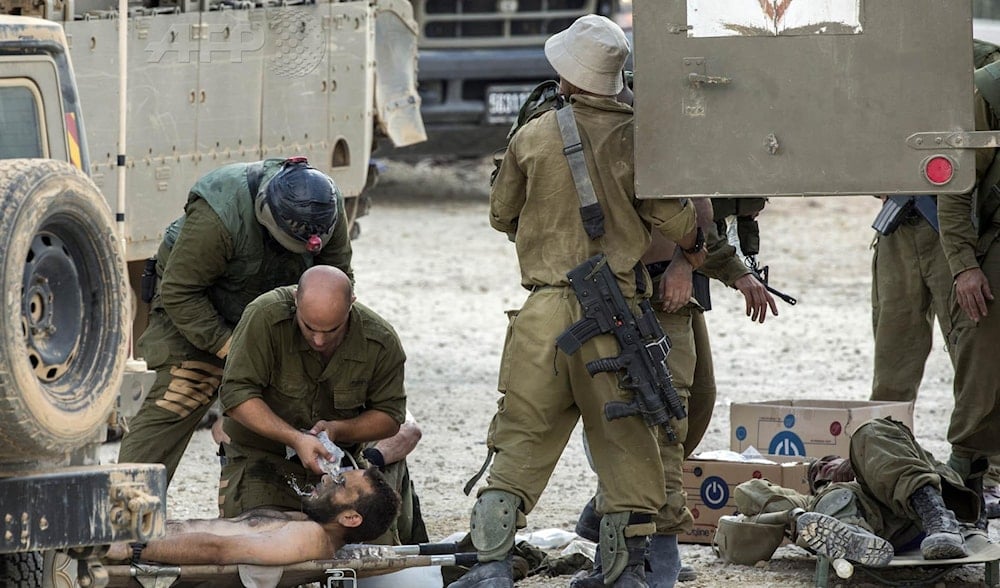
555, 105, 605, 240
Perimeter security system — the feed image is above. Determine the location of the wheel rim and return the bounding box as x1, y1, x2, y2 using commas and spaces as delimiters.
22, 232, 82, 382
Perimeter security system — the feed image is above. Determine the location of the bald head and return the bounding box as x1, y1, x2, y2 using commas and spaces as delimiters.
295, 266, 355, 357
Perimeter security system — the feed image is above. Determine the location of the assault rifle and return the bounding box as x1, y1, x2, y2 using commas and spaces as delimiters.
871, 195, 939, 236
555, 254, 687, 441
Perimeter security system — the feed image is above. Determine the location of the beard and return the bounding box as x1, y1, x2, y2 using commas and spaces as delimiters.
301, 487, 350, 524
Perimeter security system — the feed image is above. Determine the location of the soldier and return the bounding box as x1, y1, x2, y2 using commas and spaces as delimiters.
572, 207, 778, 588
106, 468, 400, 566
117, 157, 354, 485
453, 15, 704, 588
218, 266, 427, 546
868, 40, 1000, 517
938, 39, 1000, 526
729, 418, 979, 566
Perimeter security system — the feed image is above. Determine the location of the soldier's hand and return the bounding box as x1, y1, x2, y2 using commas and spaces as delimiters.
293, 432, 333, 475
955, 268, 993, 322
733, 274, 778, 323
659, 258, 693, 313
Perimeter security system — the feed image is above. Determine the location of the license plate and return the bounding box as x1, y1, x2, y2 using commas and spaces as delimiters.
486, 85, 535, 125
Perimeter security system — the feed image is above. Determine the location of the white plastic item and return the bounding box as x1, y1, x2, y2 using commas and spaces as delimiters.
356, 566, 443, 588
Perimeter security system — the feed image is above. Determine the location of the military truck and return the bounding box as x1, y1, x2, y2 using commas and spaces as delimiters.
388, 0, 632, 157
0, 0, 424, 583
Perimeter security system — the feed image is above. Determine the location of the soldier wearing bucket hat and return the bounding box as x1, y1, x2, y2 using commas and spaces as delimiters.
453, 14, 704, 588
119, 157, 353, 486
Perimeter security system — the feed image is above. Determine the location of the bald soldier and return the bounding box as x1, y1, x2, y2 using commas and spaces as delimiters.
218, 266, 426, 546
107, 468, 400, 566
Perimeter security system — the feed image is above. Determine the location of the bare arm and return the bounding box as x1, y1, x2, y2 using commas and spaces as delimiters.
228, 398, 333, 474
108, 520, 333, 565
309, 410, 401, 448
371, 411, 422, 465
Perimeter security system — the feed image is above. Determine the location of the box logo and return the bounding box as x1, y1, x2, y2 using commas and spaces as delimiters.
699, 476, 729, 509
768, 431, 806, 456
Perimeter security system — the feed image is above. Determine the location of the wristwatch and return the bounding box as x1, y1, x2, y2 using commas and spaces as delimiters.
682, 226, 705, 254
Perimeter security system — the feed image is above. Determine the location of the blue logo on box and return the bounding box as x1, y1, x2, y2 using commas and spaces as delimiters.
784, 414, 796, 428
735, 426, 747, 441
768, 431, 806, 456
700, 476, 729, 509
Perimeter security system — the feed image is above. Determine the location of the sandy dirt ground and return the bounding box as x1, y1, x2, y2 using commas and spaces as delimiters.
106, 157, 999, 587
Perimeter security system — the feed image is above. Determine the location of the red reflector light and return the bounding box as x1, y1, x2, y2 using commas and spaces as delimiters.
924, 156, 954, 185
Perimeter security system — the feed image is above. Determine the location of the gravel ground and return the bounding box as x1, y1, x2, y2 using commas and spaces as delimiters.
105, 157, 998, 587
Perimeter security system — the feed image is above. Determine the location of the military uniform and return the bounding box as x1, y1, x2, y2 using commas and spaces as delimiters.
870, 205, 954, 402
217, 287, 423, 544
118, 160, 353, 484
483, 94, 695, 552
811, 419, 979, 551
644, 223, 750, 535
938, 44, 1000, 484
683, 219, 755, 457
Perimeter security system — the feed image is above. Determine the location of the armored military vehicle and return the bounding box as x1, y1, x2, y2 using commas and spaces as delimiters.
0, 0, 424, 583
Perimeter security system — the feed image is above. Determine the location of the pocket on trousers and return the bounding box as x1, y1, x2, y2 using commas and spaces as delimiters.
496, 309, 520, 394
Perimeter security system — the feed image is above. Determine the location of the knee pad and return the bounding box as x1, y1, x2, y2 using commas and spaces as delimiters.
470, 490, 522, 561
599, 511, 655, 584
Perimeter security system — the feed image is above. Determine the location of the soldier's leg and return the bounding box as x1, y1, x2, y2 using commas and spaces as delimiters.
648, 307, 695, 588
870, 227, 935, 402
571, 301, 663, 586
947, 244, 1000, 527
119, 312, 223, 484
118, 360, 222, 484
454, 293, 584, 587
377, 459, 428, 545
219, 447, 316, 518
684, 310, 715, 460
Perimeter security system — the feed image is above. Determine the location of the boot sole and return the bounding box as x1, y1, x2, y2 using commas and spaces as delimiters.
921, 533, 969, 560
797, 512, 894, 567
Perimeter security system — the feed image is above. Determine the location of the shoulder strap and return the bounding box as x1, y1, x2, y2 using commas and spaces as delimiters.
555, 105, 605, 240
245, 161, 266, 200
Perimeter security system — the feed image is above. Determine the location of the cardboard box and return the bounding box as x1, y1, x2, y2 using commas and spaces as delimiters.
679, 455, 810, 544
730, 399, 914, 458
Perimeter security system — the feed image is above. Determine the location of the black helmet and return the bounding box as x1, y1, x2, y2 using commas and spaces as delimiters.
255, 157, 339, 254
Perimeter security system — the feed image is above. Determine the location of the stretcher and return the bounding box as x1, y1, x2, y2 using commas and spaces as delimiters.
104, 543, 476, 588
814, 531, 1000, 588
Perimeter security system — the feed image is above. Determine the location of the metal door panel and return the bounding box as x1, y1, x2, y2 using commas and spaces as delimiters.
634, 0, 975, 198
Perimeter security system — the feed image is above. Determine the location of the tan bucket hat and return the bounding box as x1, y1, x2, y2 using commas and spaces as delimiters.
544, 14, 630, 96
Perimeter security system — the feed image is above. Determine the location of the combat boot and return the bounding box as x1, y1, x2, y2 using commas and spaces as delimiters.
569, 497, 603, 588
646, 534, 681, 588
909, 485, 968, 560
794, 511, 894, 567
448, 556, 514, 588
608, 535, 649, 588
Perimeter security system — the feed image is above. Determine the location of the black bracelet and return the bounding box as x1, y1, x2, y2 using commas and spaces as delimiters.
682, 226, 705, 254
361, 447, 386, 470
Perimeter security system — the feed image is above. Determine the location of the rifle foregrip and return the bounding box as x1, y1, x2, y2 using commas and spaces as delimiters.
604, 400, 637, 421
586, 357, 621, 375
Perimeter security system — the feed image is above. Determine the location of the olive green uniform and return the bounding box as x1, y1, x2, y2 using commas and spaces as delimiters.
684, 219, 755, 457
645, 223, 750, 534
485, 95, 696, 529
937, 56, 1000, 468
118, 160, 353, 484
870, 209, 954, 402
811, 418, 979, 551
218, 287, 422, 544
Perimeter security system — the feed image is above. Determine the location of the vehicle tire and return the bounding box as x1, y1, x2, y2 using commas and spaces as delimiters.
0, 159, 128, 459
0, 552, 44, 587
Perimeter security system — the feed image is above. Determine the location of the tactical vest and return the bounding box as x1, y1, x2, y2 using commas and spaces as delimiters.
155, 159, 316, 326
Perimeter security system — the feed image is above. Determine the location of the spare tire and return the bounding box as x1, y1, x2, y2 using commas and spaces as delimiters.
0, 159, 128, 459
